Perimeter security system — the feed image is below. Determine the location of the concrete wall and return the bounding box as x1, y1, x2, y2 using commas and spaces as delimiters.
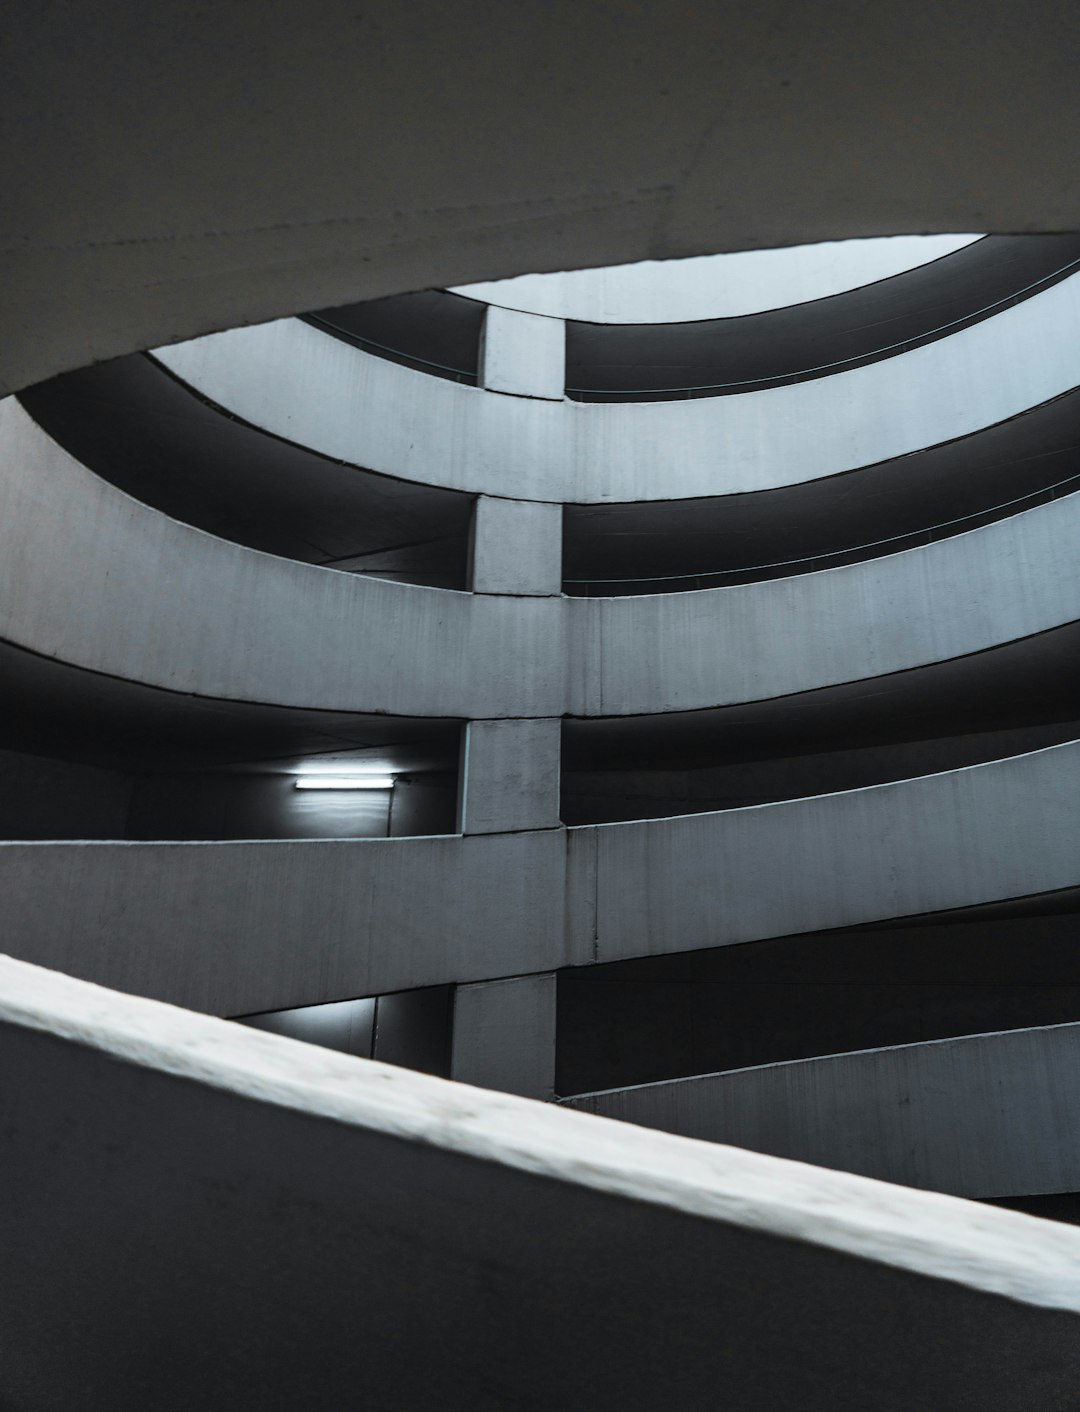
566, 1023, 1080, 1201
156, 272, 1080, 501
2, 742, 1078, 1017
6, 399, 1080, 723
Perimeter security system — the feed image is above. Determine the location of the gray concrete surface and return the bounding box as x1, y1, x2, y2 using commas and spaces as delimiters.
4, 956, 1080, 1412
478, 305, 564, 400
7, 2, 1080, 397
566, 1022, 1080, 1200
1, 742, 1077, 1018
451, 973, 556, 1098
458, 719, 562, 835
6, 399, 1080, 723
585, 740, 1080, 966
469, 495, 562, 596
155, 273, 1080, 501
0, 828, 582, 1017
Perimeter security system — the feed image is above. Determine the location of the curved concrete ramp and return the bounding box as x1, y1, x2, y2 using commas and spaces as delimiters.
1, 741, 1078, 1016
2, 955, 1080, 1411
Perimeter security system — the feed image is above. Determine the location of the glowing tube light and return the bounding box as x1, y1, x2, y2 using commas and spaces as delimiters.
294, 776, 395, 790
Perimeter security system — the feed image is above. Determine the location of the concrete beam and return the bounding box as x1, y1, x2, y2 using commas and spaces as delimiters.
3, 955, 1080, 1410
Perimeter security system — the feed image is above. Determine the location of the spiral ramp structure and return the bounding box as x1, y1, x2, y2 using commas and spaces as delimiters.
7, 7, 1080, 1408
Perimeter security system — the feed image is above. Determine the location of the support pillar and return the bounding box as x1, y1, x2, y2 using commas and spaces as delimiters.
479, 305, 565, 400
450, 972, 557, 1100
457, 718, 561, 836
469, 494, 562, 597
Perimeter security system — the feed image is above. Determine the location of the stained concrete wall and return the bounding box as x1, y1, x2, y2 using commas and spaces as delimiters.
566, 1023, 1080, 1201
1, 742, 1078, 1018
459, 719, 561, 835
156, 273, 1080, 501
0, 828, 581, 1016
6, 399, 1080, 723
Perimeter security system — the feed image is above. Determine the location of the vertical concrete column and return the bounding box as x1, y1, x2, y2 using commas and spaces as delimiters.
479, 305, 565, 400
457, 718, 561, 835
469, 495, 562, 596
451, 972, 557, 1099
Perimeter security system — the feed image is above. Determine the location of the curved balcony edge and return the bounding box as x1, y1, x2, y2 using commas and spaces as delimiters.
4, 398, 1080, 722
1, 742, 1076, 1016
155, 273, 1080, 502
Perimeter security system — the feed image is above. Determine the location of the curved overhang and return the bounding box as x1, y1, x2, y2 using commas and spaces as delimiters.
6, 3, 1080, 395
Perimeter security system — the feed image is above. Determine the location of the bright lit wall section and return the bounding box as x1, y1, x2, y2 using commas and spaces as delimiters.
454, 235, 982, 322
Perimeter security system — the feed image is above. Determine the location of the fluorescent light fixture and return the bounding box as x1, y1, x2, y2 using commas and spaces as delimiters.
294, 775, 395, 790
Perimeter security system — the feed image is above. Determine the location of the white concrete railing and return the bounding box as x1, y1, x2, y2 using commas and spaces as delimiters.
4, 398, 1080, 721
1, 740, 1077, 1016
157, 269, 1080, 502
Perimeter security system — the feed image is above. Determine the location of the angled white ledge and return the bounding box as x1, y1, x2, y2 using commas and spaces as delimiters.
2, 952, 1078, 1309
1, 742, 1077, 1016
4, 398, 1080, 723
4, 954, 1080, 1408
157, 270, 1080, 502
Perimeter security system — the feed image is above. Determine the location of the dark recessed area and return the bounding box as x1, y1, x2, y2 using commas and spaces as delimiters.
306, 288, 486, 384
0, 641, 461, 841
561, 623, 1080, 824
556, 890, 1080, 1095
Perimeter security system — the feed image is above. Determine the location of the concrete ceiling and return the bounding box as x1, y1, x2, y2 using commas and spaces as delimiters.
6, 1, 1080, 395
